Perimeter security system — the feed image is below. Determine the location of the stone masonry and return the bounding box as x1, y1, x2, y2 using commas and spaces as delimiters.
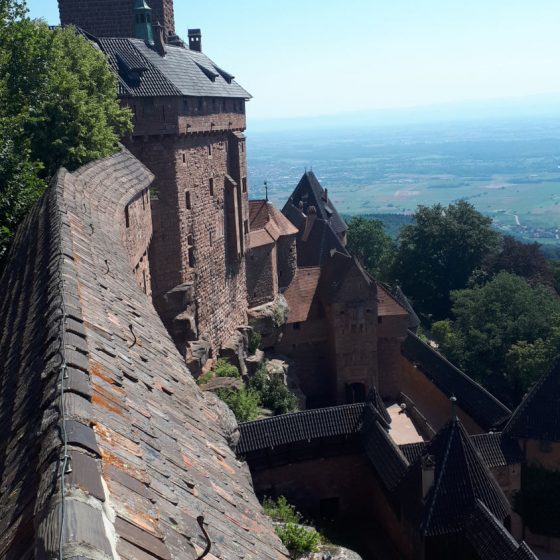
58, 0, 175, 39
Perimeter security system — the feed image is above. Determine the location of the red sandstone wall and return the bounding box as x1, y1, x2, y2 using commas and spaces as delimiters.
400, 356, 483, 434
252, 454, 415, 560
121, 186, 153, 297
277, 236, 297, 290
378, 338, 403, 400
525, 440, 560, 471
246, 244, 278, 308
58, 0, 175, 38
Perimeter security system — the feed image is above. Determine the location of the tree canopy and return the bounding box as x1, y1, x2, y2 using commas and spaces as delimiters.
392, 201, 500, 320
432, 272, 560, 407
0, 0, 131, 266
346, 216, 395, 281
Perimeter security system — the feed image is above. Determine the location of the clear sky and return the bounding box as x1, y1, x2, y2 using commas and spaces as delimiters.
27, 0, 560, 120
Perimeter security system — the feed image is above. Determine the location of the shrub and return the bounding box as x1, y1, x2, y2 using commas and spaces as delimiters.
262, 375, 298, 415
213, 358, 240, 378
273, 305, 285, 328
248, 329, 262, 355
215, 388, 260, 423
248, 363, 269, 394
275, 523, 321, 558
196, 371, 214, 386
263, 496, 300, 524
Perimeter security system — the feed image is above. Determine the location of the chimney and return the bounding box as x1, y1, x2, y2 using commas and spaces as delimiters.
302, 206, 317, 242
421, 455, 436, 498
153, 22, 166, 56
188, 28, 202, 52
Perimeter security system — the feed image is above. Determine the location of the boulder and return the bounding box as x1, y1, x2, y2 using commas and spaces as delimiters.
186, 338, 211, 377
203, 391, 240, 449
248, 295, 289, 347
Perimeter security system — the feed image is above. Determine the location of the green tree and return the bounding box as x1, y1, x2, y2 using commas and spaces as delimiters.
433, 272, 560, 406
482, 236, 554, 289
346, 216, 396, 280
0, 1, 131, 265
392, 201, 500, 319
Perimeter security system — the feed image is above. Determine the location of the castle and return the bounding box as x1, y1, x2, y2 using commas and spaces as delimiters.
0, 1, 558, 559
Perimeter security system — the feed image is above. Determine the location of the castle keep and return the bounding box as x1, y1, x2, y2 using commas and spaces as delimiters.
0, 1, 558, 559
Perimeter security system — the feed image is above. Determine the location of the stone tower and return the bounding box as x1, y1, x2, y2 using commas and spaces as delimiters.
58, 0, 175, 39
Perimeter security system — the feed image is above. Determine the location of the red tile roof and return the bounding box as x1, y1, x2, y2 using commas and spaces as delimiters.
283, 267, 322, 323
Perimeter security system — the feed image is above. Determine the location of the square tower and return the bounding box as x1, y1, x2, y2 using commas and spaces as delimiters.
58, 0, 175, 39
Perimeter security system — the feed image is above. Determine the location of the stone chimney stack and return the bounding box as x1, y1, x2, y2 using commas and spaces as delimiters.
153, 22, 167, 56
188, 29, 202, 52
134, 0, 154, 43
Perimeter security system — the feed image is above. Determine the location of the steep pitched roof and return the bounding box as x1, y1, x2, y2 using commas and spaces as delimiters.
0, 150, 286, 560
505, 362, 560, 442
377, 283, 409, 318
391, 285, 421, 329
402, 331, 512, 431
283, 171, 347, 235
249, 200, 298, 249
97, 37, 251, 99
400, 433, 524, 469
465, 501, 538, 560
282, 267, 322, 324
421, 418, 510, 536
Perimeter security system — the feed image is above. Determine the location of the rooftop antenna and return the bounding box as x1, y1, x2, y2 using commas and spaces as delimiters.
264, 180, 269, 202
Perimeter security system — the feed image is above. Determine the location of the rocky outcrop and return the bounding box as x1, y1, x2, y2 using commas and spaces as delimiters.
248, 295, 289, 348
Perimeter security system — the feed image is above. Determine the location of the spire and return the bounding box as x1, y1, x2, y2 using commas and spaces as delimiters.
421, 417, 509, 536
134, 0, 154, 43
450, 395, 458, 420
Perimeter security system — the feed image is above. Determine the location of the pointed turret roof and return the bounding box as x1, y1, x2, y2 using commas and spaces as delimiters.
421, 416, 510, 536
505, 362, 560, 441
283, 171, 347, 235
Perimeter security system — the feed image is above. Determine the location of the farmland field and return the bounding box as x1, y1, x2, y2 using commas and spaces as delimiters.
247, 117, 560, 244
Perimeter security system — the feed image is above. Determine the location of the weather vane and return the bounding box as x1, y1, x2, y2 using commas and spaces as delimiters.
264, 180, 269, 202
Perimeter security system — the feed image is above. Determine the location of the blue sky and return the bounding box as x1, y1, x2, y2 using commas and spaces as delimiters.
27, 0, 560, 120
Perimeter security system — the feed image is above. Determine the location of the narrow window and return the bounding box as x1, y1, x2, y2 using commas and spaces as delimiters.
209, 178, 214, 196
188, 247, 195, 268
142, 190, 146, 210
185, 191, 191, 210
142, 270, 147, 294
208, 144, 213, 157
241, 142, 245, 153
182, 153, 186, 164
125, 205, 130, 228
242, 177, 247, 193
244, 219, 249, 235
209, 231, 213, 246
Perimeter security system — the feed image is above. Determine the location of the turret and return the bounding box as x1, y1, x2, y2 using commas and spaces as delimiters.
134, 0, 154, 43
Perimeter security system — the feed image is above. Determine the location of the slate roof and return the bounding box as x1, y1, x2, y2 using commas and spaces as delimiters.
465, 501, 538, 560
248, 200, 298, 249
400, 433, 524, 469
390, 285, 421, 329
283, 172, 347, 235
237, 404, 367, 455
402, 331, 511, 431
0, 149, 286, 559
96, 37, 251, 99
505, 362, 560, 442
421, 418, 510, 537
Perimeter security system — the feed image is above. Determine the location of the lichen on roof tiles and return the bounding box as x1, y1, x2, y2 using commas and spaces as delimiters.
0, 149, 287, 559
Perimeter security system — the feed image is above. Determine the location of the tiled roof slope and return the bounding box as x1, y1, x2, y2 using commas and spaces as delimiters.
0, 150, 287, 559
248, 200, 298, 249
505, 362, 560, 441
421, 418, 510, 537
237, 404, 367, 455
400, 433, 524, 469
283, 172, 347, 235
282, 267, 322, 324
377, 284, 409, 318
465, 501, 538, 560
97, 37, 251, 99
402, 331, 511, 431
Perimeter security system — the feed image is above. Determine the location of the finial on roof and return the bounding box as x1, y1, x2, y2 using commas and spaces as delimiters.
264, 180, 268, 202
134, 0, 154, 43
450, 395, 458, 420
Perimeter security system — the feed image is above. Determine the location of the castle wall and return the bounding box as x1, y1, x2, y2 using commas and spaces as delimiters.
247, 244, 278, 308
252, 453, 415, 560
400, 356, 483, 434
378, 338, 403, 400
125, 105, 249, 353
277, 235, 297, 290
58, 0, 175, 38
524, 440, 560, 471
120, 186, 153, 297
